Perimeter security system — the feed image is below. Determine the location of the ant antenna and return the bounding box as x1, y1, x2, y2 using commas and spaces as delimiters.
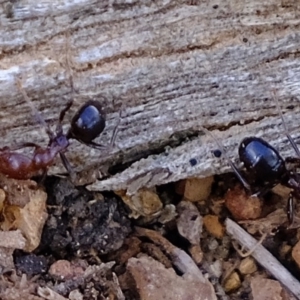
16, 78, 55, 140
56, 30, 74, 134
259, 64, 300, 158
271, 89, 300, 158
201, 126, 251, 191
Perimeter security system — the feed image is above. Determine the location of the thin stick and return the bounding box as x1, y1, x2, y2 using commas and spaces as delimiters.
226, 218, 300, 299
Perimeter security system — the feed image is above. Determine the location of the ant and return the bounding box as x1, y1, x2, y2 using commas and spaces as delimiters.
0, 80, 118, 180
209, 90, 300, 225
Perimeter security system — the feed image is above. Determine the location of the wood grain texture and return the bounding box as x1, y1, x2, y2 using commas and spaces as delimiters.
1, 0, 300, 192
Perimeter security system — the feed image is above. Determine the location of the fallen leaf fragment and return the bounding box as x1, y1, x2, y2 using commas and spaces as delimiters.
127, 255, 217, 300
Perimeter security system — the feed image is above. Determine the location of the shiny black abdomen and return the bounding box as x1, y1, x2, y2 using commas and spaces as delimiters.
239, 137, 287, 184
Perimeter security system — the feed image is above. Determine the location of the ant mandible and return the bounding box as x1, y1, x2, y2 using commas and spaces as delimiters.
0, 78, 118, 180
210, 90, 300, 224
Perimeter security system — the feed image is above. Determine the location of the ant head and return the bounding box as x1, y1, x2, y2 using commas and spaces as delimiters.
68, 100, 106, 143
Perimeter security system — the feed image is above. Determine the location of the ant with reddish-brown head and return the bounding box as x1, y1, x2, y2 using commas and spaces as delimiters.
0, 29, 124, 181
0, 79, 118, 180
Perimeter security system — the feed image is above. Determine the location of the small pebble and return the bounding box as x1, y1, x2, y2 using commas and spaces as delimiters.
69, 289, 83, 300
225, 185, 262, 220
15, 253, 47, 276
210, 260, 222, 278
208, 239, 219, 251
239, 257, 257, 275
183, 176, 214, 202
49, 260, 84, 280
203, 215, 225, 238
224, 272, 241, 292
279, 243, 291, 260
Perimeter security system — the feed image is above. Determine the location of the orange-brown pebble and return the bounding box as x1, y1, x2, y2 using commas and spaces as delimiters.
279, 243, 291, 260
239, 257, 257, 275
183, 176, 214, 202
175, 180, 186, 196
224, 272, 241, 292
203, 215, 225, 239
225, 185, 262, 220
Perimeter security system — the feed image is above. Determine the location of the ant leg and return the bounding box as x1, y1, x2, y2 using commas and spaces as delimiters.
80, 140, 108, 150
104, 107, 123, 151
56, 100, 74, 134
285, 156, 300, 168
59, 153, 76, 181
203, 127, 252, 191
83, 103, 125, 151
250, 182, 282, 199
271, 89, 300, 158
59, 100, 73, 123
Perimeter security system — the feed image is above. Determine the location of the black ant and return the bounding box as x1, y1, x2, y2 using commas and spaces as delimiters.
0, 68, 119, 180
210, 90, 300, 225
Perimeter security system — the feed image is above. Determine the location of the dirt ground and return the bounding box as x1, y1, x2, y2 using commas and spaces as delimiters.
0, 171, 300, 300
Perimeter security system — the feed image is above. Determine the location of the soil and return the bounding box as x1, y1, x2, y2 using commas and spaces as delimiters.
0, 172, 299, 300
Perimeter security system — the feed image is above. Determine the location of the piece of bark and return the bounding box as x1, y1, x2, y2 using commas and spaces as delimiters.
1, 0, 300, 191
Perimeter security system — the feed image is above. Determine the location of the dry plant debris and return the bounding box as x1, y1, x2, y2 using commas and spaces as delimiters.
1, 172, 300, 299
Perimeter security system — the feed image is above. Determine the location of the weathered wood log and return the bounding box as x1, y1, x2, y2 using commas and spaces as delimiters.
1, 0, 300, 192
